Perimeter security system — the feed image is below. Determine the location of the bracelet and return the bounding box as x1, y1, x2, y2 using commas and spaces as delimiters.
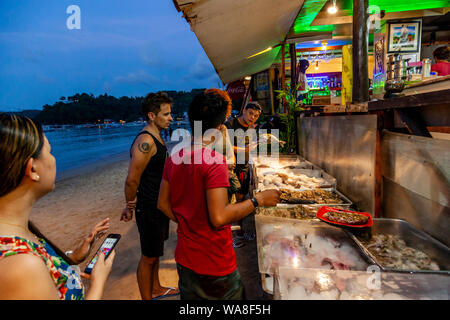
126, 200, 137, 209
250, 197, 259, 208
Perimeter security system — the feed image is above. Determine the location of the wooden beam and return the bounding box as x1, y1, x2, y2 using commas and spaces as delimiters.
427, 127, 450, 134
311, 9, 446, 27
368, 89, 450, 111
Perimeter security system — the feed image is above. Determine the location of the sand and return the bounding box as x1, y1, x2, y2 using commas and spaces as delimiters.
30, 156, 179, 300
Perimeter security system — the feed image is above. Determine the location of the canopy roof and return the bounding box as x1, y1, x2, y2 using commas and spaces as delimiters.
173, 0, 449, 84
173, 0, 304, 84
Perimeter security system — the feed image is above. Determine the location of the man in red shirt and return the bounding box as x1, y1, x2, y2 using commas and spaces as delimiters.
431, 46, 450, 76
158, 91, 280, 300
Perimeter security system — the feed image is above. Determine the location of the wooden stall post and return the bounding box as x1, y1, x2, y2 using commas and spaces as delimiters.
281, 43, 286, 114
290, 43, 298, 97
352, 0, 370, 103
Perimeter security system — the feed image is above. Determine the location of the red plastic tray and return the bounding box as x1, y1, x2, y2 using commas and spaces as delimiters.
316, 206, 373, 228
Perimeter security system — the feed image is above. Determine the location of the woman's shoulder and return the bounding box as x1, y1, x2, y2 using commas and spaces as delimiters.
0, 253, 59, 299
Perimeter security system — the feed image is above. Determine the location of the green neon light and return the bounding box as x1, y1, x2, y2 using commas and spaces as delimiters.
293, 0, 449, 34
342, 0, 449, 13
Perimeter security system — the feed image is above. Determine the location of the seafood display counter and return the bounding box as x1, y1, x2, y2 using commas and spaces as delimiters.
251, 155, 349, 219
250, 155, 450, 299
277, 267, 450, 300
256, 216, 450, 299
350, 219, 450, 273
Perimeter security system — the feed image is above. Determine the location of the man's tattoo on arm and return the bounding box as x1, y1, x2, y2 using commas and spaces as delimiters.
138, 142, 151, 154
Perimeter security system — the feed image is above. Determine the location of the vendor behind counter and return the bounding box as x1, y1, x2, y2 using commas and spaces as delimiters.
431, 46, 450, 76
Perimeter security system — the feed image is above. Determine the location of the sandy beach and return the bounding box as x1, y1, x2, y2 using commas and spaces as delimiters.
30, 155, 179, 300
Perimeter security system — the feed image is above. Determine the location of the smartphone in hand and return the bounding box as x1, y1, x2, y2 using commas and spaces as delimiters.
84, 233, 121, 274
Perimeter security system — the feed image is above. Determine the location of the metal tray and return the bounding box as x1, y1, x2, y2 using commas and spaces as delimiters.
255, 216, 372, 275
348, 218, 450, 274
276, 188, 352, 206
256, 204, 351, 221
254, 168, 337, 191
277, 267, 450, 300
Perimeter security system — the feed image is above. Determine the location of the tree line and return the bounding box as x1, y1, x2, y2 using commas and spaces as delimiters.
31, 89, 205, 125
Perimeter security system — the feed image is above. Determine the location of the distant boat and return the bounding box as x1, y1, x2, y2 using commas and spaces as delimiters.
42, 125, 55, 132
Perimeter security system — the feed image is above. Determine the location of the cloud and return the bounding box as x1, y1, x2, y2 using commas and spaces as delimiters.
114, 70, 159, 86
186, 54, 220, 83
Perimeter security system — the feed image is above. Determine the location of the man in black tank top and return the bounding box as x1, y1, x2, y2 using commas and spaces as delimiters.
121, 92, 178, 300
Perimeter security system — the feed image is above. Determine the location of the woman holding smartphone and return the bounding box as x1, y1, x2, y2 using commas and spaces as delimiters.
0, 114, 115, 300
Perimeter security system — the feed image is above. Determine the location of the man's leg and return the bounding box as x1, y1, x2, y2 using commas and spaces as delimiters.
137, 255, 158, 300
135, 206, 178, 300
150, 258, 178, 299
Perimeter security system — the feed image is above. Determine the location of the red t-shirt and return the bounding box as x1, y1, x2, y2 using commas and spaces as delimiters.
162, 147, 234, 276
431, 62, 450, 76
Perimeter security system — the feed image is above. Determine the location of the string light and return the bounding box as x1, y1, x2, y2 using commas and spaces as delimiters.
328, 0, 338, 14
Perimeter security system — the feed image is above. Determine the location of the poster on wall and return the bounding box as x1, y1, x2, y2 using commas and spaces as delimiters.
387, 21, 421, 53
372, 34, 386, 95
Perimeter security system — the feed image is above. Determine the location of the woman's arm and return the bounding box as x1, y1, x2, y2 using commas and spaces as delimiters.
157, 179, 178, 223
69, 218, 110, 264
82, 251, 115, 300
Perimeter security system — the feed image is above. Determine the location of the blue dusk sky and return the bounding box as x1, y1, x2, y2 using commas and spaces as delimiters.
0, 1, 221, 111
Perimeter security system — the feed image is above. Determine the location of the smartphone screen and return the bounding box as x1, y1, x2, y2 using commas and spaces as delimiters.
84, 234, 120, 274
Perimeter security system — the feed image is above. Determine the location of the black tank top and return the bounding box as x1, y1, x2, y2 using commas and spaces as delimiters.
130, 131, 168, 206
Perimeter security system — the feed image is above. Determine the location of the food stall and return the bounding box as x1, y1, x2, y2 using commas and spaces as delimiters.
173, 0, 450, 300
249, 154, 449, 299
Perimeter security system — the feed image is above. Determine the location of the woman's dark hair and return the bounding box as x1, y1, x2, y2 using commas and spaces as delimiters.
0, 113, 44, 197
188, 91, 228, 134
298, 59, 310, 74
433, 46, 449, 61
142, 91, 173, 121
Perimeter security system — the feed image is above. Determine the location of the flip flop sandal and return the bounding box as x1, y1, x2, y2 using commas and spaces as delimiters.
152, 287, 180, 300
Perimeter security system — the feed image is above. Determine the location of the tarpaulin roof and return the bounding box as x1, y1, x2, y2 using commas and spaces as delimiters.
173, 0, 304, 84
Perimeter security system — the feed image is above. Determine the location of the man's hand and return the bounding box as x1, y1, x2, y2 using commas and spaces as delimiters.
120, 198, 136, 222
70, 218, 110, 264
255, 189, 281, 207
120, 207, 134, 222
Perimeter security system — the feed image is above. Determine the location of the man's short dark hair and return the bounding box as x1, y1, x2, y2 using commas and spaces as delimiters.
142, 91, 173, 121
188, 91, 228, 134
244, 102, 262, 112
433, 46, 449, 61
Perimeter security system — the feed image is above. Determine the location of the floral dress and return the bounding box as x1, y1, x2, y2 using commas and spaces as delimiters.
0, 236, 85, 300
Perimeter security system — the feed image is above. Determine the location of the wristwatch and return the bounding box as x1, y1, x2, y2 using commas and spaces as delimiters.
250, 197, 259, 208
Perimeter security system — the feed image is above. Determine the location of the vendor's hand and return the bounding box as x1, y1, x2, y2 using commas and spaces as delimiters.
255, 189, 281, 207
70, 218, 110, 264
80, 250, 115, 284
120, 207, 134, 222
249, 142, 259, 151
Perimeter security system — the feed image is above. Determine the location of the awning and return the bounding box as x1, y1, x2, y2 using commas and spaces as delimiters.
173, 0, 304, 84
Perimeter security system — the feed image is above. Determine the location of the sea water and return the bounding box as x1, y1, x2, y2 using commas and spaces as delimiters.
45, 122, 190, 180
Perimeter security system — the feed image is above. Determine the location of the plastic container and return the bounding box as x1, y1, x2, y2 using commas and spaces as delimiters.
316, 206, 373, 228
